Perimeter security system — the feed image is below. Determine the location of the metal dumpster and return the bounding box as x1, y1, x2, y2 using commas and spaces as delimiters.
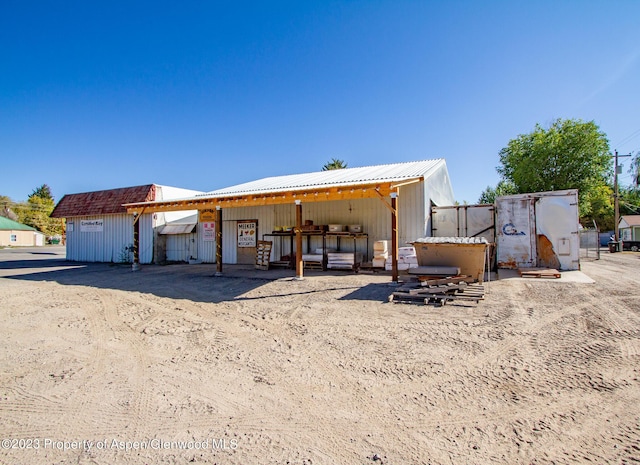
411, 237, 489, 282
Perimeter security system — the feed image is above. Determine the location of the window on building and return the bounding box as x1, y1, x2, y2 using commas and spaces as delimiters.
10, 234, 17, 242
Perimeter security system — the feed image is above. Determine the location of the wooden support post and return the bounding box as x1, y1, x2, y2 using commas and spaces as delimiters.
132, 213, 141, 271
215, 206, 223, 276
295, 200, 303, 280
391, 192, 398, 283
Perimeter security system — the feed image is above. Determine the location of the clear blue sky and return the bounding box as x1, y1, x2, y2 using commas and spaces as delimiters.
2, 1, 640, 204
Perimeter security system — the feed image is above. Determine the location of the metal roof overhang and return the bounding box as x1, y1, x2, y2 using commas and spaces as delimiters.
124, 178, 422, 214
157, 223, 197, 235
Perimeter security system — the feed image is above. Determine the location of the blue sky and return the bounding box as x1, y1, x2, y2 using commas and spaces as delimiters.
2, 1, 640, 204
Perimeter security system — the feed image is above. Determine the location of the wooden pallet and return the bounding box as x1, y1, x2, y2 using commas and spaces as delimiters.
303, 260, 324, 270
255, 241, 272, 270
389, 276, 485, 307
417, 275, 475, 285
519, 268, 561, 279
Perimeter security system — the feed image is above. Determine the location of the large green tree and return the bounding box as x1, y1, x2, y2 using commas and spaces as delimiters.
495, 118, 612, 220
14, 184, 64, 237
477, 180, 517, 204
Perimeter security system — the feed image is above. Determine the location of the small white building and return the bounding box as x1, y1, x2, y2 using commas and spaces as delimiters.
0, 217, 45, 247
51, 184, 202, 263
125, 159, 455, 276
619, 215, 640, 242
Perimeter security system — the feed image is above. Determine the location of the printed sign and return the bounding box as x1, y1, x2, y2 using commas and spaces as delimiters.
200, 210, 217, 222
237, 220, 257, 248
202, 222, 216, 242
80, 219, 103, 232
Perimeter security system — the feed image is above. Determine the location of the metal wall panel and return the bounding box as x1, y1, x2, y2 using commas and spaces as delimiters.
64, 213, 154, 263
189, 182, 438, 264
432, 204, 495, 242
496, 190, 579, 270
496, 197, 536, 269
399, 181, 426, 245
534, 192, 580, 270
196, 221, 217, 263
138, 213, 154, 264
166, 233, 197, 262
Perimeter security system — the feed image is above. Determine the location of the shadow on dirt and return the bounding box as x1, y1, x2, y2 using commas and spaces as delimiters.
0, 252, 391, 304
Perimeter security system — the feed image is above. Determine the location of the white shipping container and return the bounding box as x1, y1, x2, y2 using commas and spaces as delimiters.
495, 190, 579, 270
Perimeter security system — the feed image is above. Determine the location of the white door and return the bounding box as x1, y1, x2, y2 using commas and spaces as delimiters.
496, 197, 536, 269
535, 192, 580, 270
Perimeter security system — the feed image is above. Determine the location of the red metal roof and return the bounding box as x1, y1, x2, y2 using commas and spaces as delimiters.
51, 185, 156, 218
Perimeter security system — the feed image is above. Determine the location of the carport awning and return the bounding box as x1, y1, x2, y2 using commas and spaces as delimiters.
157, 224, 197, 235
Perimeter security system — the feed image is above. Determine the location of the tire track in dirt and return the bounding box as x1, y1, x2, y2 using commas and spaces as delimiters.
188, 300, 390, 459
95, 289, 156, 438
583, 295, 640, 360
0, 385, 68, 437
0, 284, 119, 439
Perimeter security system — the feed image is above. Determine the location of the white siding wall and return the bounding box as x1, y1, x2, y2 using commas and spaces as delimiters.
65, 213, 154, 263
398, 181, 426, 245
188, 171, 453, 265
196, 220, 217, 263
166, 233, 198, 262
139, 213, 154, 264
194, 191, 430, 264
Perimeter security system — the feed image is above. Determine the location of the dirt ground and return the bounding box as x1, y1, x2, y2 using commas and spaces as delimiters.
0, 246, 639, 465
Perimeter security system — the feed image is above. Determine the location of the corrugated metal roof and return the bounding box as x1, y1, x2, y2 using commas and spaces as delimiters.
197, 159, 444, 198
51, 185, 156, 218
0, 216, 38, 231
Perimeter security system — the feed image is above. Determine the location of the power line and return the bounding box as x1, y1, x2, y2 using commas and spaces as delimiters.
614, 127, 640, 149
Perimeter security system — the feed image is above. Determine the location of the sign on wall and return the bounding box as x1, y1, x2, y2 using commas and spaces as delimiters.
200, 210, 216, 222
237, 220, 257, 248
80, 219, 104, 232
202, 222, 216, 242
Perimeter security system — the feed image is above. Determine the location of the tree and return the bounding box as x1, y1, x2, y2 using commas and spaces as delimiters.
629, 151, 639, 187
620, 185, 640, 216
31, 184, 54, 201
322, 158, 348, 171
496, 118, 612, 219
15, 184, 64, 237
581, 184, 615, 230
477, 180, 517, 204
0, 196, 19, 221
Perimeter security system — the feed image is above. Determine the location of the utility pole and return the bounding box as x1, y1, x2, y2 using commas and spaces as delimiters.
613, 150, 632, 242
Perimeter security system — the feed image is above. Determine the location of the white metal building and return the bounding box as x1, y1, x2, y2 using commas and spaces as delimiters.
51, 184, 202, 263
125, 159, 455, 272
